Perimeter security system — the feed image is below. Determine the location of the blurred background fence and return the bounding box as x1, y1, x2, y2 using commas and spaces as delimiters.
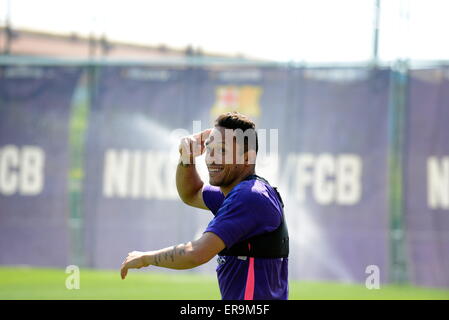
0, 56, 448, 289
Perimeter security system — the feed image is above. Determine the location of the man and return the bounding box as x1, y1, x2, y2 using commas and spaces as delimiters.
120, 112, 289, 300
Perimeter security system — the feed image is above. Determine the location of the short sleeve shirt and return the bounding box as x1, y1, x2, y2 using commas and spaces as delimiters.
203, 177, 289, 300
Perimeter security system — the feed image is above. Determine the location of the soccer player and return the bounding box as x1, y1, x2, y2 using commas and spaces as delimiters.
120, 112, 289, 300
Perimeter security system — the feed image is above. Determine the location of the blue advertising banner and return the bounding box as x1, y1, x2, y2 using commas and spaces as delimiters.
1, 62, 447, 289
82, 66, 295, 271
188, 66, 295, 274
405, 68, 449, 288
278, 68, 392, 283
84, 67, 298, 270
83, 66, 205, 269
0, 66, 81, 267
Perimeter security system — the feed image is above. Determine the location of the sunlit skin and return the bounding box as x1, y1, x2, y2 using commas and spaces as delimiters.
120, 126, 257, 279
205, 126, 256, 196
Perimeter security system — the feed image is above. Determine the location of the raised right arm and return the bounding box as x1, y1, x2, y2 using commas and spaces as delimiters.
176, 161, 207, 209
176, 130, 211, 210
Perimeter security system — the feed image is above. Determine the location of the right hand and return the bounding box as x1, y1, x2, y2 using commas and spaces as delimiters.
179, 129, 212, 165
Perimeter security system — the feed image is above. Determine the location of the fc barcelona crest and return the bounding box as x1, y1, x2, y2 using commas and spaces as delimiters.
210, 85, 262, 118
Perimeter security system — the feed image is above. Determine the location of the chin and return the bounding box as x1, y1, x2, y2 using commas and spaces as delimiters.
209, 178, 221, 186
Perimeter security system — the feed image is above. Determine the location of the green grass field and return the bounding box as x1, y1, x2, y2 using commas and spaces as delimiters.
0, 267, 448, 300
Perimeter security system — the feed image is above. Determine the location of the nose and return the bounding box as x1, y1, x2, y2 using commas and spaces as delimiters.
205, 148, 214, 165
205, 146, 225, 165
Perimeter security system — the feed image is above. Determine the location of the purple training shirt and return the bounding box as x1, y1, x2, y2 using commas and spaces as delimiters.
203, 177, 289, 300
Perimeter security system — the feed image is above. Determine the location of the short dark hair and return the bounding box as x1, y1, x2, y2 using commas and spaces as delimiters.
214, 112, 258, 154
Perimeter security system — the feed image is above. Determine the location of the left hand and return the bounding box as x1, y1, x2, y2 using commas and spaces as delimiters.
120, 251, 147, 280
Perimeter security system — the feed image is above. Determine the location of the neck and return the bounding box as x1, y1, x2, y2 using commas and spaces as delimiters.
220, 168, 255, 196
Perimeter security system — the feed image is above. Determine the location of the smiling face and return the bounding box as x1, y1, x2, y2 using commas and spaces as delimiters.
205, 126, 248, 187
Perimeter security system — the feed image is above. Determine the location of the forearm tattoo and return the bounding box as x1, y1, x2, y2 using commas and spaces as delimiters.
153, 243, 187, 266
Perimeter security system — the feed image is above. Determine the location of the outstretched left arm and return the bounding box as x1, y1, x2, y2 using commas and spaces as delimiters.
120, 232, 225, 279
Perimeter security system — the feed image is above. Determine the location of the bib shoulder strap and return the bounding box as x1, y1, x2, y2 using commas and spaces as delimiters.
219, 174, 289, 258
